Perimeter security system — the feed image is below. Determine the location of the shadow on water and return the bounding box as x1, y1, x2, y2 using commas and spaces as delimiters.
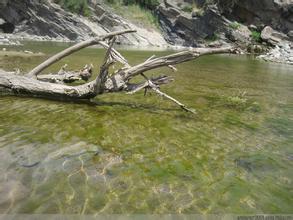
0, 93, 189, 115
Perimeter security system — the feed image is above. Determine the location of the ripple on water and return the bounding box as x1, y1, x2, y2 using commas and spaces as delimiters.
0, 44, 292, 213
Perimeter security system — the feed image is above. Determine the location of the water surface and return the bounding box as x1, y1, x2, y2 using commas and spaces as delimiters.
0, 42, 292, 214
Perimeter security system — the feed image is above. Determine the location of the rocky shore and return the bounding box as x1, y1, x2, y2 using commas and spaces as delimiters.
258, 43, 293, 65
0, 0, 292, 65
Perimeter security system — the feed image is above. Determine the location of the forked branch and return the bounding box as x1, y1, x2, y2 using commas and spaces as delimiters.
27, 29, 136, 77
0, 29, 234, 113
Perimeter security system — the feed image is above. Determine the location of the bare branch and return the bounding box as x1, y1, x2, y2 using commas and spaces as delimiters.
148, 80, 196, 114
121, 47, 233, 80
27, 29, 136, 77
145, 55, 156, 62
95, 37, 117, 94
167, 65, 177, 72
126, 75, 174, 94
98, 41, 130, 67
37, 64, 93, 83
126, 81, 149, 94
127, 74, 195, 113
58, 64, 68, 75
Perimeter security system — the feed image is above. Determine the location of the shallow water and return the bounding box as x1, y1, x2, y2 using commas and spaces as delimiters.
0, 42, 292, 214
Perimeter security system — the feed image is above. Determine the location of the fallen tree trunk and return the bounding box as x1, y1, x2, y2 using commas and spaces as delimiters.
0, 29, 234, 113
36, 64, 93, 83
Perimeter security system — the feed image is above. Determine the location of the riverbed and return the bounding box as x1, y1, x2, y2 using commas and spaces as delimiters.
0, 42, 292, 214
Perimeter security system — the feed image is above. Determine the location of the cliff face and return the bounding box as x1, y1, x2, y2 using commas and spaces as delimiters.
218, 0, 293, 34
157, 0, 292, 46
157, 2, 229, 46
0, 0, 167, 46
0, 0, 292, 48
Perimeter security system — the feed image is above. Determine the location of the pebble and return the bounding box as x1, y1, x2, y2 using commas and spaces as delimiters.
24, 50, 33, 54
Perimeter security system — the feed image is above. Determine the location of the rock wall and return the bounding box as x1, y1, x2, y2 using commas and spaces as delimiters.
157, 0, 292, 46
218, 0, 293, 34
0, 0, 291, 49
0, 0, 167, 46
157, 2, 229, 46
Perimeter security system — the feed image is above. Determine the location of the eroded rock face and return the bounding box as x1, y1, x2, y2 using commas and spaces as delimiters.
157, 2, 229, 46
0, 0, 96, 40
0, 0, 167, 46
218, 0, 293, 35
157, 0, 292, 49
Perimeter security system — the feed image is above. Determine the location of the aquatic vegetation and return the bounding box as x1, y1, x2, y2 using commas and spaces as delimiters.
267, 117, 293, 137
224, 113, 259, 130
225, 95, 248, 109
235, 154, 280, 173
247, 102, 261, 112
0, 42, 292, 214
220, 91, 261, 112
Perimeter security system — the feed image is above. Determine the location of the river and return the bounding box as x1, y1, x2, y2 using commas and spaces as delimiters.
0, 42, 292, 214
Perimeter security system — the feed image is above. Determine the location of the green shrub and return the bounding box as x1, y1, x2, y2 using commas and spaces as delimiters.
182, 5, 193, 13
229, 21, 241, 30
205, 33, 219, 42
105, 1, 160, 30
251, 31, 261, 42
121, 0, 159, 9
55, 0, 91, 16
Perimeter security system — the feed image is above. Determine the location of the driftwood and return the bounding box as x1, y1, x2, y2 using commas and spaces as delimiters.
0, 29, 234, 113
37, 64, 93, 83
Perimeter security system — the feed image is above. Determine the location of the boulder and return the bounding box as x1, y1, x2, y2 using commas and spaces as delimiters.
226, 24, 252, 44
261, 26, 289, 45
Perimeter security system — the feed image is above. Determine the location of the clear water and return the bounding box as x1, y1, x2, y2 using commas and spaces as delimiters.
0, 42, 292, 214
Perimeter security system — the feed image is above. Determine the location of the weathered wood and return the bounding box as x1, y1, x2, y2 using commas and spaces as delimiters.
27, 29, 136, 77
0, 70, 96, 99
0, 30, 234, 112
37, 64, 93, 83
95, 37, 117, 94
122, 47, 234, 80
